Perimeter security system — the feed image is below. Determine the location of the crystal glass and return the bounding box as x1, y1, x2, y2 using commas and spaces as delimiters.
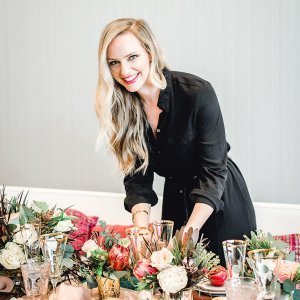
126, 227, 152, 262
21, 260, 50, 297
225, 277, 258, 300
222, 239, 247, 278
39, 232, 68, 298
152, 220, 174, 250
19, 222, 41, 262
248, 248, 282, 300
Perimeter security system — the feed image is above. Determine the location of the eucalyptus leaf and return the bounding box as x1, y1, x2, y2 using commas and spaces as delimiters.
32, 201, 48, 213
63, 244, 75, 258
61, 257, 74, 269
286, 251, 296, 262
19, 205, 28, 225
86, 275, 98, 289
22, 206, 35, 222
283, 279, 296, 293
294, 289, 300, 300
272, 239, 289, 251
112, 271, 128, 279
262, 265, 270, 273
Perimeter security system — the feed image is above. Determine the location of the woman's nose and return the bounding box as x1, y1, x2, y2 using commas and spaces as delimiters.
120, 62, 131, 76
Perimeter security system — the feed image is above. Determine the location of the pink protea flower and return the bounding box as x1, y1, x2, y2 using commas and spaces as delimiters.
108, 244, 130, 271
133, 259, 159, 280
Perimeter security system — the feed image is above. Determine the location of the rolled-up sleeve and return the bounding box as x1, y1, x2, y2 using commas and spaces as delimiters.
190, 83, 228, 212
123, 165, 158, 212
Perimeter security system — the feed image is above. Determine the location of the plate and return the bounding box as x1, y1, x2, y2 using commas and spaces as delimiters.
197, 279, 226, 295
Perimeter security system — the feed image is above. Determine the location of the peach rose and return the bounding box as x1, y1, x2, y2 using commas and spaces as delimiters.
278, 260, 299, 283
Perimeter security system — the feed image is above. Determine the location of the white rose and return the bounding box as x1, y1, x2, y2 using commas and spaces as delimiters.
13, 224, 38, 245
150, 247, 174, 271
157, 266, 188, 293
53, 220, 76, 232
82, 240, 100, 258
0, 242, 25, 270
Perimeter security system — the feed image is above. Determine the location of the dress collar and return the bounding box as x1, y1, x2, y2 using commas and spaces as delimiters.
157, 68, 171, 112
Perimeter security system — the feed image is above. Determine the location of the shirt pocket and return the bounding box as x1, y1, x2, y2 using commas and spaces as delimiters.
167, 129, 197, 145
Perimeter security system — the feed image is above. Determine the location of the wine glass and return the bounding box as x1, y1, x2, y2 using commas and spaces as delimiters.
152, 220, 174, 250
39, 232, 68, 298
126, 226, 152, 262
248, 248, 282, 300
19, 222, 41, 262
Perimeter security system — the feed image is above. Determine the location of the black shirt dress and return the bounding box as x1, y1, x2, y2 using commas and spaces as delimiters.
123, 69, 257, 265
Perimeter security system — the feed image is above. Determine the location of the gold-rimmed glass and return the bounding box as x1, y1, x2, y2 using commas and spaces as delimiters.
222, 239, 247, 278
248, 248, 282, 300
39, 232, 68, 298
152, 220, 174, 250
126, 226, 152, 262
18, 222, 41, 262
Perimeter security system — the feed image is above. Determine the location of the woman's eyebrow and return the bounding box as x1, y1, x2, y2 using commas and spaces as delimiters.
107, 51, 138, 61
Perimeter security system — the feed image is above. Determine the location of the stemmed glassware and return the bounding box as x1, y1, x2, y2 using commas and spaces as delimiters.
248, 248, 282, 300
18, 222, 41, 262
126, 227, 152, 262
222, 239, 247, 278
39, 232, 68, 298
152, 220, 174, 250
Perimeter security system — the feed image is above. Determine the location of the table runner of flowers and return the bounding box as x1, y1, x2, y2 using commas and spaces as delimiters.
1, 185, 300, 299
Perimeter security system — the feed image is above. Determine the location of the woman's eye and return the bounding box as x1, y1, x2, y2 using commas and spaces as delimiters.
108, 61, 118, 67
128, 55, 138, 61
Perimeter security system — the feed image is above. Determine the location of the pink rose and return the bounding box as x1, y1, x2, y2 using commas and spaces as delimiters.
108, 244, 130, 271
278, 260, 299, 283
133, 259, 159, 280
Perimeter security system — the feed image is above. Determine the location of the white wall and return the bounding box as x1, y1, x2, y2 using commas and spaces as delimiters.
5, 186, 300, 236
0, 0, 299, 205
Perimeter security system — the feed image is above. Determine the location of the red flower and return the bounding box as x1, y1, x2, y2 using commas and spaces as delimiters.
207, 266, 228, 287
108, 244, 130, 271
133, 259, 159, 280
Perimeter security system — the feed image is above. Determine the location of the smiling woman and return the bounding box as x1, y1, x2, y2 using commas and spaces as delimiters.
94, 18, 257, 265
107, 32, 152, 92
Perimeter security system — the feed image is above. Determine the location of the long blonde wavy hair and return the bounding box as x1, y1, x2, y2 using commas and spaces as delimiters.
95, 18, 166, 175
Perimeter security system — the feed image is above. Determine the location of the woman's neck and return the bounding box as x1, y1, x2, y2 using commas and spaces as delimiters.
137, 83, 160, 106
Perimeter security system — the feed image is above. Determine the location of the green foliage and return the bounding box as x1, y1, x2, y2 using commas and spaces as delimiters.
244, 229, 292, 256
31, 201, 49, 213
283, 279, 295, 293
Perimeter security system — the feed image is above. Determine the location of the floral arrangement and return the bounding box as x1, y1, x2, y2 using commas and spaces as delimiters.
78, 221, 132, 289
133, 227, 220, 296
0, 185, 77, 295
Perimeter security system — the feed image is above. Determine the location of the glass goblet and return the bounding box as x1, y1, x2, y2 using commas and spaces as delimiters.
18, 222, 41, 262
126, 226, 152, 263
248, 248, 282, 300
39, 232, 68, 298
152, 220, 174, 250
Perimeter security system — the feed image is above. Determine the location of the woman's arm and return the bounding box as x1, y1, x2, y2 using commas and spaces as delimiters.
185, 202, 214, 230
188, 83, 228, 232
131, 203, 151, 227
124, 163, 157, 226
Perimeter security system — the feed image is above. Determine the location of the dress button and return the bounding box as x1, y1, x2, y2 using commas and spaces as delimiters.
156, 128, 160, 133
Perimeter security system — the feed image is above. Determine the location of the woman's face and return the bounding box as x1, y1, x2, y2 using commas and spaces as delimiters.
107, 31, 151, 93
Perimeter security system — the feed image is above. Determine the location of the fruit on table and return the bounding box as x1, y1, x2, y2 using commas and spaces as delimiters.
207, 266, 228, 286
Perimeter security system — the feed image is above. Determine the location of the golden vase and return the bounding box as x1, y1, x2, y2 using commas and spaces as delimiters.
97, 276, 120, 299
